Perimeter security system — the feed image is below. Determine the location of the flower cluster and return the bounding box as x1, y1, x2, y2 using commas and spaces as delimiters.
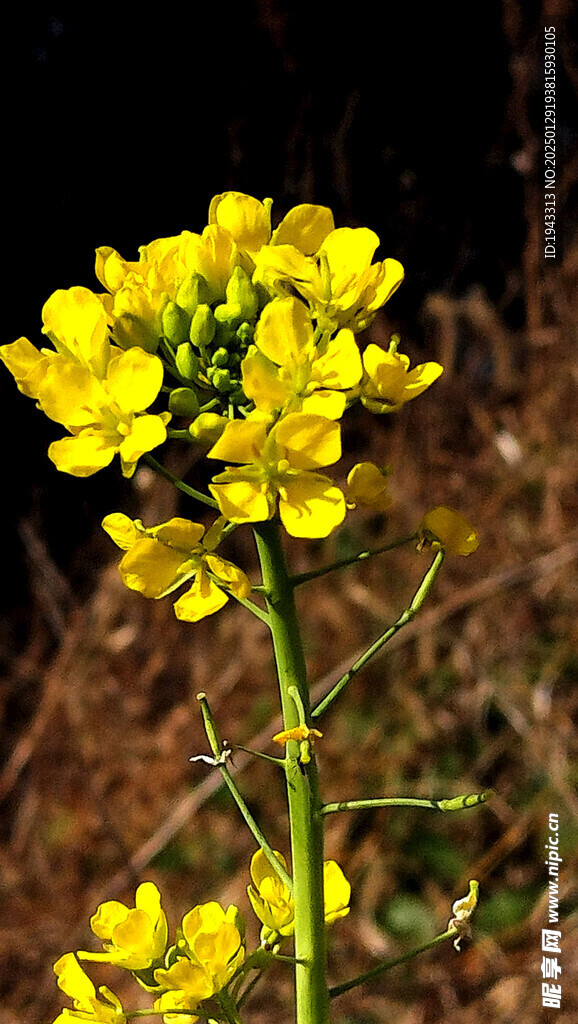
51, 862, 350, 1023
0, 192, 473, 624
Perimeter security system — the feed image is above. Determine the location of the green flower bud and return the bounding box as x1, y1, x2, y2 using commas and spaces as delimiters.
175, 342, 200, 381
190, 304, 216, 349
214, 301, 243, 329
212, 368, 231, 392
236, 321, 254, 345
168, 387, 200, 417
225, 266, 259, 321
211, 347, 229, 367
176, 273, 209, 316
162, 302, 191, 347
229, 386, 247, 406
189, 412, 228, 445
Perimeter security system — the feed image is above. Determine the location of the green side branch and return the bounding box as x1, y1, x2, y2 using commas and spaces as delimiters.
322, 791, 493, 815
329, 926, 459, 999
196, 692, 293, 894
144, 454, 219, 510
312, 549, 445, 719
289, 534, 418, 587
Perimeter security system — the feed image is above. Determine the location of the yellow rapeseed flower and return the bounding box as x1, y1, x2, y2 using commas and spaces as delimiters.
102, 514, 251, 622
77, 881, 168, 971
253, 226, 404, 333
420, 507, 480, 555
154, 902, 245, 1022
0, 287, 169, 478
247, 850, 351, 939
52, 953, 125, 1023
208, 191, 335, 269
360, 340, 443, 413
208, 412, 346, 538
242, 296, 362, 418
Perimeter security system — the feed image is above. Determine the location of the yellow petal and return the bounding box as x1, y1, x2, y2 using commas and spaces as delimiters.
209, 475, 272, 524
254, 296, 313, 366
90, 900, 129, 941
320, 227, 379, 291
208, 192, 270, 252
369, 258, 405, 311
323, 861, 351, 923
205, 554, 252, 598
48, 430, 116, 477
42, 286, 110, 378
241, 349, 292, 413
106, 347, 164, 414
345, 462, 391, 511
279, 473, 346, 538
271, 204, 335, 254
118, 414, 168, 473
173, 571, 229, 622
301, 390, 347, 419
102, 512, 141, 550
208, 418, 268, 465
38, 360, 104, 428
112, 908, 155, 958
274, 413, 342, 470
250, 849, 289, 889
119, 537, 193, 598
53, 952, 96, 1005
150, 518, 206, 549
0, 337, 50, 397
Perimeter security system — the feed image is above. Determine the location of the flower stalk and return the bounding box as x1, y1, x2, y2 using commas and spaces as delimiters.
254, 519, 330, 1024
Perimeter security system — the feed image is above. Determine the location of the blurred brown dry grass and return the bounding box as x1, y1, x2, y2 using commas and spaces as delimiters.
1, 228, 576, 1024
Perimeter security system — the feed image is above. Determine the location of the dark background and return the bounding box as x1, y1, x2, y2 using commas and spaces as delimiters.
1, 3, 577, 1023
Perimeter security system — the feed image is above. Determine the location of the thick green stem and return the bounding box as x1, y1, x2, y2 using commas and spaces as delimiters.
254, 521, 329, 1024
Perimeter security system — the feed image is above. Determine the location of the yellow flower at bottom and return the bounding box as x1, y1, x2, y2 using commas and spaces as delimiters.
102, 514, 251, 622
52, 953, 125, 1023
247, 850, 295, 937
247, 850, 350, 939
77, 881, 168, 971
153, 902, 245, 1022
420, 506, 479, 555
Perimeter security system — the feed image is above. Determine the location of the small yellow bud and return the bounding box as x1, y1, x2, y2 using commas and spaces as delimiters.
420, 506, 479, 555
189, 412, 228, 445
